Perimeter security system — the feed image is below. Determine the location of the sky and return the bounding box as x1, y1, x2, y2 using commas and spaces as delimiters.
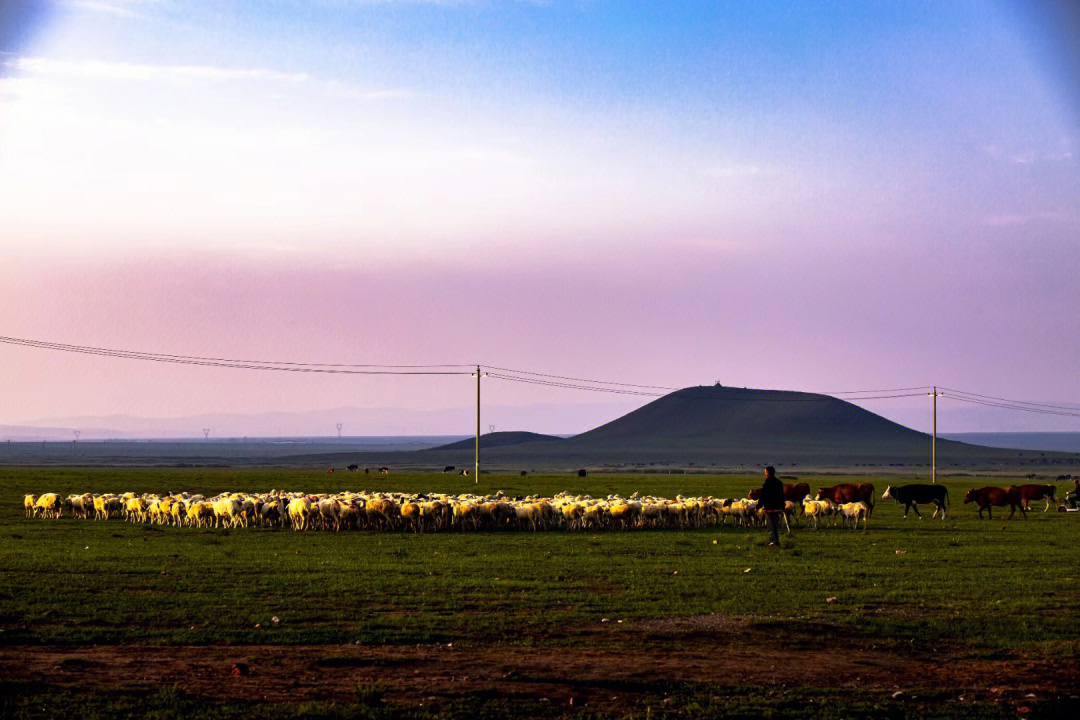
0, 0, 1078, 435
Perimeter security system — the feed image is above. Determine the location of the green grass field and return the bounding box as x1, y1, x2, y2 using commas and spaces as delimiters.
2, 467, 1079, 719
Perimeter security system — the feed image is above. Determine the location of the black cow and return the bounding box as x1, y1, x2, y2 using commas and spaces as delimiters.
520, 470, 528, 476
881, 484, 949, 519
443, 466, 455, 473
577, 469, 588, 477
346, 464, 359, 472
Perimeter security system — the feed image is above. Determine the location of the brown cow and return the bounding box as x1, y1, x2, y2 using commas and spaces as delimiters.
816, 483, 876, 518
749, 482, 811, 504
1009, 484, 1057, 512
963, 486, 1026, 520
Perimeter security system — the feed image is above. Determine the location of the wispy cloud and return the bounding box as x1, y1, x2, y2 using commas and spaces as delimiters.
61, 0, 159, 19
8, 56, 414, 100
14, 56, 310, 83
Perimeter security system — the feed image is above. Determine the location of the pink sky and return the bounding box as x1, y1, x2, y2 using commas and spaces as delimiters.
2, 231, 1078, 435
1, 1, 1078, 435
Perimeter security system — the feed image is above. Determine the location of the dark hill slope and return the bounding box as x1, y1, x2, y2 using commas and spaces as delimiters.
571, 386, 926, 449
471, 386, 1044, 467
435, 431, 563, 451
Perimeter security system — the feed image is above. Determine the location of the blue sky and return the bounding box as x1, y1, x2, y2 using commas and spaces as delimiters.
0, 0, 1077, 433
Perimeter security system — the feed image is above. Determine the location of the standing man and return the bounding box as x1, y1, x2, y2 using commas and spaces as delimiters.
760, 466, 785, 546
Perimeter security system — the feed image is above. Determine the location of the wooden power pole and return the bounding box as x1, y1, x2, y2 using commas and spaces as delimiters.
475, 365, 481, 484
931, 385, 938, 484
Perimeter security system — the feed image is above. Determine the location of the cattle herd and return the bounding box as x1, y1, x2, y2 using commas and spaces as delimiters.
21, 479, 1073, 533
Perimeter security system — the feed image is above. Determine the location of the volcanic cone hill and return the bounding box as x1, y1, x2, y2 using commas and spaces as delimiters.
441, 385, 1054, 468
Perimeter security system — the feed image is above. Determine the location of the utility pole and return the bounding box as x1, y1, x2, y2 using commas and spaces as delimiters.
930, 386, 938, 484
475, 365, 481, 484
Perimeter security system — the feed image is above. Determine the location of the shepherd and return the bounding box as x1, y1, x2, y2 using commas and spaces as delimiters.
760, 466, 785, 546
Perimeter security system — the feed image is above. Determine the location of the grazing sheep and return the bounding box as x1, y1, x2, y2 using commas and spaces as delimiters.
36, 493, 62, 519
801, 498, 833, 530
27, 486, 890, 537
838, 501, 870, 531
287, 497, 312, 531
365, 497, 399, 530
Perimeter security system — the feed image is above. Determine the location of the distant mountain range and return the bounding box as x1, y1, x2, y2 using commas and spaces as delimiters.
4, 386, 1078, 469
2, 401, 640, 441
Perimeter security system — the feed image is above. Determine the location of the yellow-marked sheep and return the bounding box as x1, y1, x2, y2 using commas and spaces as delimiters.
287, 497, 312, 531
124, 497, 148, 523
36, 493, 62, 519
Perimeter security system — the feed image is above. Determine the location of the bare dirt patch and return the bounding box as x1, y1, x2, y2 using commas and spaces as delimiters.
2, 616, 1077, 710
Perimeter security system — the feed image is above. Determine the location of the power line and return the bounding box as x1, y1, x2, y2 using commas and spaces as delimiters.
824, 385, 932, 395
0, 337, 473, 375
486, 365, 677, 391
486, 373, 666, 397
939, 392, 1080, 418
3, 335, 1078, 412
488, 372, 928, 401
488, 366, 929, 397
939, 386, 1080, 413
0, 336, 471, 368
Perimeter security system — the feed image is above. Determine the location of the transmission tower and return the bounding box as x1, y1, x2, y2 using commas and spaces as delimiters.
336, 422, 343, 439
203, 428, 210, 440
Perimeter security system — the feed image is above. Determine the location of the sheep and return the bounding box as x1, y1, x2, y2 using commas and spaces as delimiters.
400, 502, 422, 533
36, 493, 62, 519
287, 497, 312, 531
186, 501, 213, 528
365, 497, 399, 530
838, 501, 870, 531
27, 486, 881, 538
608, 501, 640, 530
213, 498, 242, 529
259, 499, 285, 528
66, 494, 94, 519
801, 498, 833, 530
316, 499, 341, 532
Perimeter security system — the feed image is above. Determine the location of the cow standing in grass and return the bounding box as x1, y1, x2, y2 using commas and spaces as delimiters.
963, 486, 1026, 520
1010, 484, 1057, 512
816, 483, 876, 518
880, 484, 949, 519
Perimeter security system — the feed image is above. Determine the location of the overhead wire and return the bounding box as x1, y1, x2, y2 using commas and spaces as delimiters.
0, 336, 474, 375
938, 392, 1080, 418
939, 386, 1080, 413
485, 365, 676, 390
3, 335, 1078, 412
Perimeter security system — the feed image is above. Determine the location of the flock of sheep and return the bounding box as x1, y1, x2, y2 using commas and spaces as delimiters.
22, 489, 873, 533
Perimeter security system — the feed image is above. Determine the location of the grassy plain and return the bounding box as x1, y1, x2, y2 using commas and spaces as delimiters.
2, 466, 1079, 719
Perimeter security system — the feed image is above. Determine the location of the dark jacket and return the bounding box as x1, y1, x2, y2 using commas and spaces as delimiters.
760, 476, 785, 512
